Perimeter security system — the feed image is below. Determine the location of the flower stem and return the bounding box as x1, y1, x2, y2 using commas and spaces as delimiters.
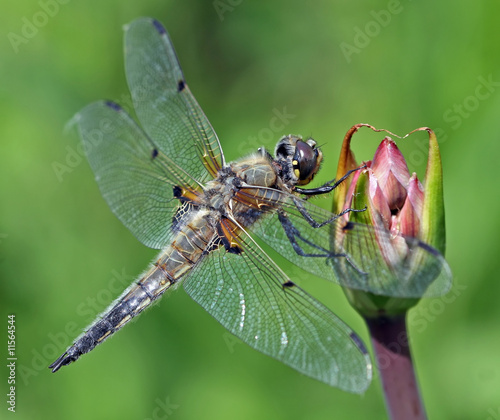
365, 315, 427, 420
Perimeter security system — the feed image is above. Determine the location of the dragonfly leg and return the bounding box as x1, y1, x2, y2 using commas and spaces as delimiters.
292, 196, 365, 229
279, 212, 368, 276
278, 212, 346, 258
294, 165, 366, 196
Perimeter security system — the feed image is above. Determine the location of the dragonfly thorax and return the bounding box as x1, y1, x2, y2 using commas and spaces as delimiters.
203, 154, 276, 214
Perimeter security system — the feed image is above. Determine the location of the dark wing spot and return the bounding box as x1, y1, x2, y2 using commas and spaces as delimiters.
105, 101, 121, 111
177, 80, 186, 92
151, 148, 159, 159
342, 221, 355, 231
219, 233, 238, 254
282, 280, 295, 288
172, 187, 195, 206
152, 19, 166, 35
349, 332, 369, 355
410, 237, 438, 255
227, 246, 242, 255
173, 185, 182, 198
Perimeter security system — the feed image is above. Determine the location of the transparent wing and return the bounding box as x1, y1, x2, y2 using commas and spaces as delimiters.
73, 100, 203, 249
329, 220, 452, 298
183, 223, 372, 393
124, 17, 224, 183
235, 187, 452, 298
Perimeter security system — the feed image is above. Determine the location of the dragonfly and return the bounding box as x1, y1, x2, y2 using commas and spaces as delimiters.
49, 17, 450, 393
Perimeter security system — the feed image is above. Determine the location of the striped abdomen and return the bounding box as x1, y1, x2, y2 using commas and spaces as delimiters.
50, 211, 214, 372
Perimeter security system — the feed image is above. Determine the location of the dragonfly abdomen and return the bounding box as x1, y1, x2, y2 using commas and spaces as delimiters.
49, 263, 176, 372
50, 211, 215, 372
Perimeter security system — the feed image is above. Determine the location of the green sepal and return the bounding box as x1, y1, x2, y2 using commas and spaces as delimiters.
420, 129, 446, 255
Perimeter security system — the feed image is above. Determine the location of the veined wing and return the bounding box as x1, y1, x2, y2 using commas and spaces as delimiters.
183, 219, 372, 393
234, 186, 452, 298
124, 18, 224, 183
72, 100, 202, 249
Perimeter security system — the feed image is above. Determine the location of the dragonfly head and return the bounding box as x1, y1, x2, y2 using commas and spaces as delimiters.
275, 135, 323, 186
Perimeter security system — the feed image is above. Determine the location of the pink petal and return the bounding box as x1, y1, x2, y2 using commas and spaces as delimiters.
398, 173, 424, 237
368, 168, 391, 230
371, 137, 410, 211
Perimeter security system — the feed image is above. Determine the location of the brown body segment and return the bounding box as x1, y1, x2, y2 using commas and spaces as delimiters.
50, 132, 327, 372
50, 209, 217, 372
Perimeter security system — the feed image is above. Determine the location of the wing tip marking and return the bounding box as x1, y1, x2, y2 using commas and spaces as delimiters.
105, 100, 122, 112
349, 332, 369, 355
152, 18, 166, 35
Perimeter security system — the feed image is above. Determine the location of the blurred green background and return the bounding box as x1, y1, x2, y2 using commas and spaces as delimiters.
1, 1, 499, 419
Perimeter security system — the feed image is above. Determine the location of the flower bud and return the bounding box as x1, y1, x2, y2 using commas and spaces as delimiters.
331, 125, 451, 317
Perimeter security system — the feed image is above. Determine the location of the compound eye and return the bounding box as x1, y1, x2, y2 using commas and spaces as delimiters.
292, 140, 321, 185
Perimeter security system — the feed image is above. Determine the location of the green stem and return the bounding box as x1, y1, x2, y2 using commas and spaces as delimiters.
365, 314, 427, 420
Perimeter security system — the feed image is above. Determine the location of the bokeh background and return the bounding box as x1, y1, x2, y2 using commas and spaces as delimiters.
1, 1, 499, 419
